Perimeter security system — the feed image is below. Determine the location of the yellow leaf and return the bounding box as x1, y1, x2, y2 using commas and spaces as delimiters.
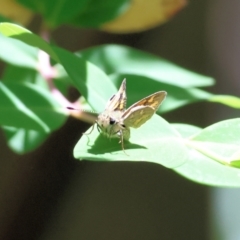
0, 0, 33, 26
101, 0, 187, 33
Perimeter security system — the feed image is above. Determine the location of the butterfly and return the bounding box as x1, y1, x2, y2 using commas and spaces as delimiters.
87, 79, 167, 152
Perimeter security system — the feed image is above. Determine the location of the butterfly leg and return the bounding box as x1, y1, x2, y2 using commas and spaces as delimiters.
118, 130, 129, 155
123, 127, 130, 141
83, 121, 96, 135
117, 128, 130, 155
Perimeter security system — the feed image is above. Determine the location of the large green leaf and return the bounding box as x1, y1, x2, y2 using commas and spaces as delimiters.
0, 64, 65, 153
209, 95, 240, 109
187, 118, 240, 166
172, 123, 240, 187
2, 126, 48, 154
53, 64, 74, 96
74, 114, 188, 168
0, 23, 58, 61
2, 65, 48, 89
53, 46, 117, 112
111, 75, 240, 113
110, 74, 212, 113
0, 82, 67, 132
175, 147, 240, 187
0, 23, 116, 112
77, 44, 215, 88
0, 33, 38, 68
54, 59, 240, 113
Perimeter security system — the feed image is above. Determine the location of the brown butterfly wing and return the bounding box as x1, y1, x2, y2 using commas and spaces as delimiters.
104, 79, 127, 111
123, 91, 166, 117
123, 106, 155, 128
122, 91, 166, 128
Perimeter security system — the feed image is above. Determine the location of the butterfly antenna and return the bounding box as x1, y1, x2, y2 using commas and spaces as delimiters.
83, 123, 95, 135
67, 106, 81, 111
67, 106, 98, 114
67, 106, 97, 132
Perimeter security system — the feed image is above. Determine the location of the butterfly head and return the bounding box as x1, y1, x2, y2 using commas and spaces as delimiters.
96, 110, 125, 138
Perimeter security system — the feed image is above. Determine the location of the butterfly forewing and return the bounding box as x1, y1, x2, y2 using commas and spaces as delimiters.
104, 79, 127, 111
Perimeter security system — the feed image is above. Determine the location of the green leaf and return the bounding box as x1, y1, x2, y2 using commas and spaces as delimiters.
2, 65, 48, 90
172, 123, 240, 187
70, 0, 130, 27
3, 65, 35, 82
110, 74, 213, 113
55, 56, 239, 114
0, 14, 12, 23
0, 82, 67, 132
209, 95, 240, 109
111, 75, 240, 113
74, 114, 188, 168
2, 126, 48, 154
52, 46, 117, 112
171, 123, 202, 138
18, 0, 91, 27
0, 23, 59, 61
77, 44, 215, 88
231, 160, 240, 168
0, 33, 38, 68
53, 64, 72, 96
54, 55, 116, 108
187, 118, 240, 165
0, 23, 116, 112
174, 147, 240, 187
54, 50, 240, 113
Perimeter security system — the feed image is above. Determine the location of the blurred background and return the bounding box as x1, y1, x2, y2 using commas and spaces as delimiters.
0, 0, 240, 239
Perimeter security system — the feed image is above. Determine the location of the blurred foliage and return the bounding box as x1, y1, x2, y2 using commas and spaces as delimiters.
0, 0, 239, 187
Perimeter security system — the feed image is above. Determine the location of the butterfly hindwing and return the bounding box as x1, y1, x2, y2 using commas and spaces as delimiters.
122, 91, 166, 128
123, 105, 155, 128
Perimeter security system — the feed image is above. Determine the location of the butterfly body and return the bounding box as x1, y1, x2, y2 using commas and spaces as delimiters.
93, 79, 166, 151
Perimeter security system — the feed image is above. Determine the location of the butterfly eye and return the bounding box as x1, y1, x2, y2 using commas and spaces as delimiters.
109, 118, 116, 125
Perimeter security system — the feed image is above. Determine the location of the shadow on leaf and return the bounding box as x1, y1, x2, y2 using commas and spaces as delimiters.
85, 134, 146, 155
